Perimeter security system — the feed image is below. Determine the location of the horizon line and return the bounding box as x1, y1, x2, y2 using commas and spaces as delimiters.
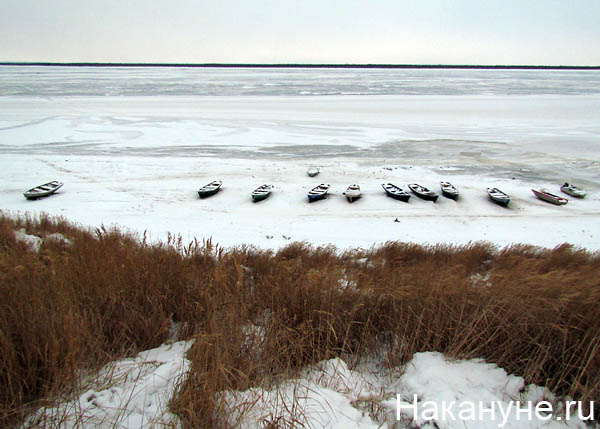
1, 62, 599, 70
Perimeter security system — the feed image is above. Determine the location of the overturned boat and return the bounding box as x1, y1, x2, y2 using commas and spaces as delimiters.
23, 181, 63, 200
306, 166, 320, 177
381, 183, 410, 202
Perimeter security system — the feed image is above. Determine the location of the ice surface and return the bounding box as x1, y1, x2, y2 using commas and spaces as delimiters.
1, 67, 599, 250
1, 66, 599, 97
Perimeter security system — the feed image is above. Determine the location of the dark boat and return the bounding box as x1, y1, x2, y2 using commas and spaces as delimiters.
343, 184, 361, 203
198, 180, 222, 198
532, 189, 568, 205
487, 187, 510, 206
251, 184, 272, 202
408, 183, 439, 202
440, 181, 459, 200
560, 182, 586, 198
307, 184, 330, 202
23, 181, 63, 200
381, 183, 410, 202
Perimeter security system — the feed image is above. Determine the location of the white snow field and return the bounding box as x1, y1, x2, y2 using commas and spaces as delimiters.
3, 67, 600, 427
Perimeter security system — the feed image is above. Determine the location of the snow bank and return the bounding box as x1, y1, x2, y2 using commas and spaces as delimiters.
13, 229, 72, 252
30, 341, 193, 428
25, 343, 591, 428
45, 232, 72, 245
14, 228, 42, 252
221, 352, 590, 428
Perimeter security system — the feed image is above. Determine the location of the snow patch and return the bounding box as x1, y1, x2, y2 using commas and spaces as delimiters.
45, 232, 72, 246
14, 228, 42, 252
29, 341, 193, 429
221, 352, 590, 428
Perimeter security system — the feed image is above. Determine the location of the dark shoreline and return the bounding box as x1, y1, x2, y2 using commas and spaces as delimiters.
1, 62, 599, 70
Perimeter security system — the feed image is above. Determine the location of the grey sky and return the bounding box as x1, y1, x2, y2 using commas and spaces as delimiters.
1, 0, 599, 64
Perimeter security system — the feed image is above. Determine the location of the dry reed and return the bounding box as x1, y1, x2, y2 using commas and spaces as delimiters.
1, 212, 598, 427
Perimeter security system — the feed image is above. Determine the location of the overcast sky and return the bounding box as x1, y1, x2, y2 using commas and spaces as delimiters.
1, 0, 599, 65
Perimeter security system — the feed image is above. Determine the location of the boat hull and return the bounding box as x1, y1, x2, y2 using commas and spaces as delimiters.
488, 194, 510, 206
489, 196, 509, 206
411, 191, 439, 202
307, 167, 320, 177
560, 186, 585, 198
252, 193, 270, 202
345, 194, 361, 203
198, 180, 222, 198
441, 190, 459, 200
385, 192, 410, 202
532, 189, 567, 205
419, 194, 439, 202
308, 193, 327, 202
440, 182, 459, 200
307, 184, 330, 202
198, 189, 219, 198
487, 188, 510, 206
343, 185, 361, 203
408, 184, 439, 202
382, 183, 410, 202
23, 181, 63, 200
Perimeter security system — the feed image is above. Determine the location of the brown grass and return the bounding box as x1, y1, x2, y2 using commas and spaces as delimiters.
1, 212, 599, 427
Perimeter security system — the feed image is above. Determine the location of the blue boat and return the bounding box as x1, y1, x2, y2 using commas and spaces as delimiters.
307, 184, 330, 202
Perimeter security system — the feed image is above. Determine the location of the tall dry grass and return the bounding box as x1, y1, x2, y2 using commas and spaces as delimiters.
1, 212, 599, 427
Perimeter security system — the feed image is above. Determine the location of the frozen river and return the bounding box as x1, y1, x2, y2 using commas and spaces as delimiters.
1, 66, 599, 249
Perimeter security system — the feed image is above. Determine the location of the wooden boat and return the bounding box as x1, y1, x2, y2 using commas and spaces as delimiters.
408, 183, 439, 202
198, 180, 222, 198
487, 187, 510, 206
532, 189, 568, 205
342, 184, 361, 203
440, 181, 459, 200
23, 181, 63, 200
251, 184, 272, 202
560, 182, 586, 198
307, 183, 330, 202
306, 166, 320, 177
381, 183, 410, 202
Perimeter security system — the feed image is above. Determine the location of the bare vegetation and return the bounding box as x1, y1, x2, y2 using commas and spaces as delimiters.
1, 212, 599, 427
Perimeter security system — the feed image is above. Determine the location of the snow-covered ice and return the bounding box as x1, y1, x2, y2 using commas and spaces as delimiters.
1, 87, 599, 250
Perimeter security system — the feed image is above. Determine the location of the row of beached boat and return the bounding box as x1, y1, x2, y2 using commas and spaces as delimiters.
487, 182, 586, 207
21, 179, 587, 207
196, 180, 587, 205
